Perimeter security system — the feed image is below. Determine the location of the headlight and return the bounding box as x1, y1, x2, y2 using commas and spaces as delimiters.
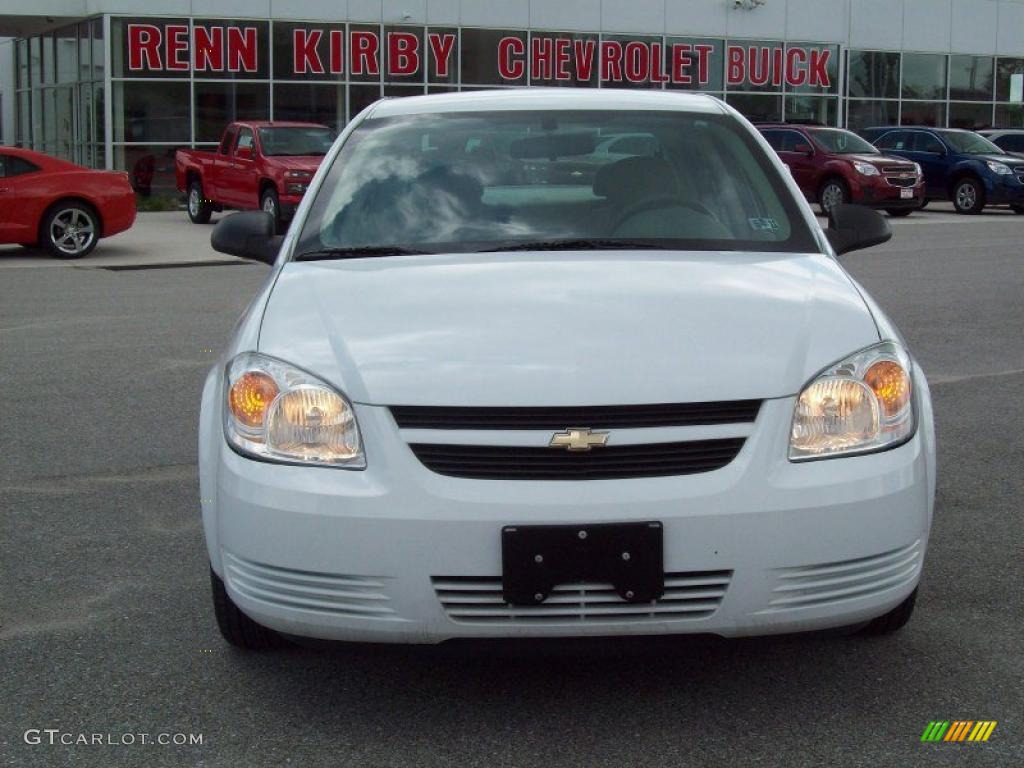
852, 161, 880, 176
224, 352, 364, 468
986, 160, 1012, 175
789, 342, 915, 461
912, 162, 922, 176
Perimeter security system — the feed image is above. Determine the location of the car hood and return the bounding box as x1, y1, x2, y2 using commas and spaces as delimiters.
849, 154, 910, 167
969, 153, 1023, 166
257, 252, 880, 406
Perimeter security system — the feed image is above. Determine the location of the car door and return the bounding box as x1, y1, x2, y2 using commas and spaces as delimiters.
0, 154, 44, 243
220, 127, 260, 209
777, 130, 818, 197
907, 131, 948, 196
206, 127, 237, 203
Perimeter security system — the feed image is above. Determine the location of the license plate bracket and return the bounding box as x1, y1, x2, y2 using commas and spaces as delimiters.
502, 522, 664, 606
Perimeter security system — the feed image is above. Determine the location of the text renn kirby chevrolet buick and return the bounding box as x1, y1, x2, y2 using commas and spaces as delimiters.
200, 90, 936, 649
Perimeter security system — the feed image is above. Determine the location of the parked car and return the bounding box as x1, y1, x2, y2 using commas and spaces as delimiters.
175, 122, 334, 231
977, 129, 1024, 159
861, 127, 1024, 214
199, 90, 935, 650
757, 124, 924, 216
0, 146, 136, 258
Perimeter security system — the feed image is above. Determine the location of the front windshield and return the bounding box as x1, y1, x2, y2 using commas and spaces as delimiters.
811, 129, 878, 155
259, 127, 335, 156
295, 110, 817, 258
938, 130, 1004, 155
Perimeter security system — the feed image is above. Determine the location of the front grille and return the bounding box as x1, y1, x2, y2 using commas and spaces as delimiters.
433, 570, 731, 624
883, 168, 919, 187
223, 553, 401, 620
391, 400, 762, 430
759, 540, 922, 612
409, 438, 745, 480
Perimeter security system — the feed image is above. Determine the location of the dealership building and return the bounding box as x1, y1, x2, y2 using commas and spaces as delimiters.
1, 0, 1023, 195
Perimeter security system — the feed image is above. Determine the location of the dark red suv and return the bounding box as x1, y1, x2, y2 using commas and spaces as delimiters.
757, 124, 925, 216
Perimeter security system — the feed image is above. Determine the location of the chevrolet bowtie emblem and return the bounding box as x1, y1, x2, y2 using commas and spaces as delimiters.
549, 428, 609, 452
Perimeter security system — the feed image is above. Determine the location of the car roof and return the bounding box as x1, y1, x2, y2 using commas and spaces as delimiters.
368, 88, 728, 118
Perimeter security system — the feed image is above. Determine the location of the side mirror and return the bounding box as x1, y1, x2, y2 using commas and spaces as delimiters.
825, 203, 892, 256
235, 145, 254, 160
793, 142, 813, 156
211, 211, 281, 264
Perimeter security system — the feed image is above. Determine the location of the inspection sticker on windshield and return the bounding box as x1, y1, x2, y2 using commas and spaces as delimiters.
749, 217, 781, 232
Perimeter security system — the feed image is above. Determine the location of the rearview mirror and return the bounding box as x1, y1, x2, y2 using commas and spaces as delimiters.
825, 203, 892, 256
211, 211, 281, 264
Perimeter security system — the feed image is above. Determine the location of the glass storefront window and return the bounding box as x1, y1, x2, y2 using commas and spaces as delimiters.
847, 51, 900, 99
726, 40, 782, 94
348, 24, 382, 83
30, 37, 42, 86
273, 83, 346, 132
900, 100, 947, 127
427, 28, 458, 85
91, 18, 104, 81
846, 99, 897, 131
17, 92, 31, 145
78, 23, 91, 82
17, 39, 30, 89
114, 81, 191, 142
785, 43, 839, 95
192, 19, 270, 80
114, 144, 184, 196
384, 26, 426, 83
665, 38, 723, 92
42, 34, 55, 85
901, 53, 947, 100
349, 84, 381, 120
528, 31, 599, 87
194, 82, 270, 142
725, 92, 782, 122
461, 29, 526, 85
949, 55, 993, 101
994, 104, 1024, 128
948, 102, 993, 129
785, 95, 838, 125
996, 58, 1024, 102
272, 21, 346, 81
56, 26, 78, 84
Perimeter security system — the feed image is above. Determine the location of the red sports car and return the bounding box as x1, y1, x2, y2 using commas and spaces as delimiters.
0, 147, 136, 258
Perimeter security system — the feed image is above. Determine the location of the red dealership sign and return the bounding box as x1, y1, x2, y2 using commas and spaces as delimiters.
125, 23, 832, 88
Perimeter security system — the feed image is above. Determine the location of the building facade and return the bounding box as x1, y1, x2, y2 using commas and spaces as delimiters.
1, 1, 1023, 196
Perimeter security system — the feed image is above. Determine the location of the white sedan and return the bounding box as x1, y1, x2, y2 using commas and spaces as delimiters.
200, 89, 935, 649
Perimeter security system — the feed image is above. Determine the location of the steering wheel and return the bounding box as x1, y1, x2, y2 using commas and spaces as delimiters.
609, 195, 715, 234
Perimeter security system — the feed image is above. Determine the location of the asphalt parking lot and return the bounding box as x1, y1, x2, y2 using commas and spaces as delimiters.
1, 207, 1022, 767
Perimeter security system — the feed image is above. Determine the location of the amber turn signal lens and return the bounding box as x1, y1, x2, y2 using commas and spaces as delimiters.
228, 371, 279, 428
864, 360, 910, 418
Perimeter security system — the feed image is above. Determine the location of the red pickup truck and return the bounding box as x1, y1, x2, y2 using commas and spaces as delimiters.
175, 121, 334, 230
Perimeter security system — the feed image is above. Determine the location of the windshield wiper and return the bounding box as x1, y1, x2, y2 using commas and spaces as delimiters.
294, 246, 431, 261
481, 238, 675, 252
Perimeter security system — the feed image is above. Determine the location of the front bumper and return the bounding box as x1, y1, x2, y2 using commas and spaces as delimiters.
982, 172, 1024, 205
200, 377, 935, 644
851, 177, 925, 209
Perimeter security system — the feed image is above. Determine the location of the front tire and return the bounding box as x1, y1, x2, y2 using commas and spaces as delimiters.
951, 177, 985, 214
887, 208, 914, 217
210, 567, 287, 650
860, 588, 918, 635
187, 180, 213, 224
817, 178, 848, 215
261, 188, 283, 234
41, 203, 99, 259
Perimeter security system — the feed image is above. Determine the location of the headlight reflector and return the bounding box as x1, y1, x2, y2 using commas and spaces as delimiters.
853, 161, 880, 176
986, 160, 1012, 175
224, 353, 364, 468
789, 342, 915, 460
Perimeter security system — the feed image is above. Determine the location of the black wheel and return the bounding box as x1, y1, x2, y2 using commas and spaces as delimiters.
951, 177, 985, 214
261, 187, 283, 234
886, 208, 914, 217
187, 180, 213, 224
860, 588, 918, 635
817, 178, 848, 215
41, 202, 99, 259
210, 567, 287, 650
